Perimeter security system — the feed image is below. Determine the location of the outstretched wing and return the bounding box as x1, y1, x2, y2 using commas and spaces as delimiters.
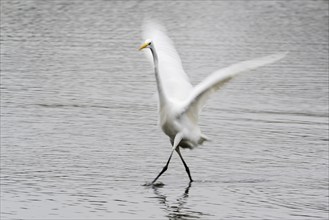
142, 20, 193, 101
182, 52, 288, 120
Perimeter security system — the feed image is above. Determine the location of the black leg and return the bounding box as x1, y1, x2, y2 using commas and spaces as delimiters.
152, 151, 174, 184
176, 147, 193, 182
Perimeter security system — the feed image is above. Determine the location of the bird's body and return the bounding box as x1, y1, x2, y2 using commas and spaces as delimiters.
139, 21, 287, 184
160, 101, 204, 149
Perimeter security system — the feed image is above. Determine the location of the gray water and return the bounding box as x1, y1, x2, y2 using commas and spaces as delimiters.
1, 0, 328, 219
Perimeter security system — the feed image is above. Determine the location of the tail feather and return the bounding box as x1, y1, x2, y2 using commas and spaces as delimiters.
199, 133, 210, 145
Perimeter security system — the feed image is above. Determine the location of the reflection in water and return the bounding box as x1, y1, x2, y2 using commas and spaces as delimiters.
1, 0, 328, 219
151, 183, 207, 219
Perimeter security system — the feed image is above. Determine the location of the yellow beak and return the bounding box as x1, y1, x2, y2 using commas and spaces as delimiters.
139, 42, 149, 51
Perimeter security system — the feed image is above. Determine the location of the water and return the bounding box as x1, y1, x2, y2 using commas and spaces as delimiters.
1, 0, 328, 219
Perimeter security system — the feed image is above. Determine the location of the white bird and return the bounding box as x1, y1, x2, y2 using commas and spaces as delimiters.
139, 21, 286, 184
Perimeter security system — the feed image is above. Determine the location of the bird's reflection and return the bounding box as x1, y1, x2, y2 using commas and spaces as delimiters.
151, 182, 206, 219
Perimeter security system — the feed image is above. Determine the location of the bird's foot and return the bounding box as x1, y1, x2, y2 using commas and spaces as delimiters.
142, 181, 165, 187
152, 181, 165, 187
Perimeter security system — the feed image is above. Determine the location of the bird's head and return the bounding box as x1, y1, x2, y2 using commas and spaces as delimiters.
139, 39, 152, 51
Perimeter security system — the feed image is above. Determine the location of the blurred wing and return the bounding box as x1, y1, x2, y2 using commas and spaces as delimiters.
182, 52, 288, 119
143, 20, 193, 101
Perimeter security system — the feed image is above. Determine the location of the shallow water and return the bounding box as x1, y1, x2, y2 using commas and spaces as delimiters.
1, 0, 328, 219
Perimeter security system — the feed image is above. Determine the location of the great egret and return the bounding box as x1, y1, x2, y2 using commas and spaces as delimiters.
139, 21, 286, 184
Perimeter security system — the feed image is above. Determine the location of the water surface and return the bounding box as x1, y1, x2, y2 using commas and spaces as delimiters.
1, 0, 328, 219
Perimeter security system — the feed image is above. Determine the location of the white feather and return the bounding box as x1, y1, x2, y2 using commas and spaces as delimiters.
143, 20, 193, 102
139, 20, 287, 184
182, 52, 288, 120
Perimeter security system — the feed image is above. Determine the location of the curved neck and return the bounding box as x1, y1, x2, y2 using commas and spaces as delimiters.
150, 45, 166, 105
